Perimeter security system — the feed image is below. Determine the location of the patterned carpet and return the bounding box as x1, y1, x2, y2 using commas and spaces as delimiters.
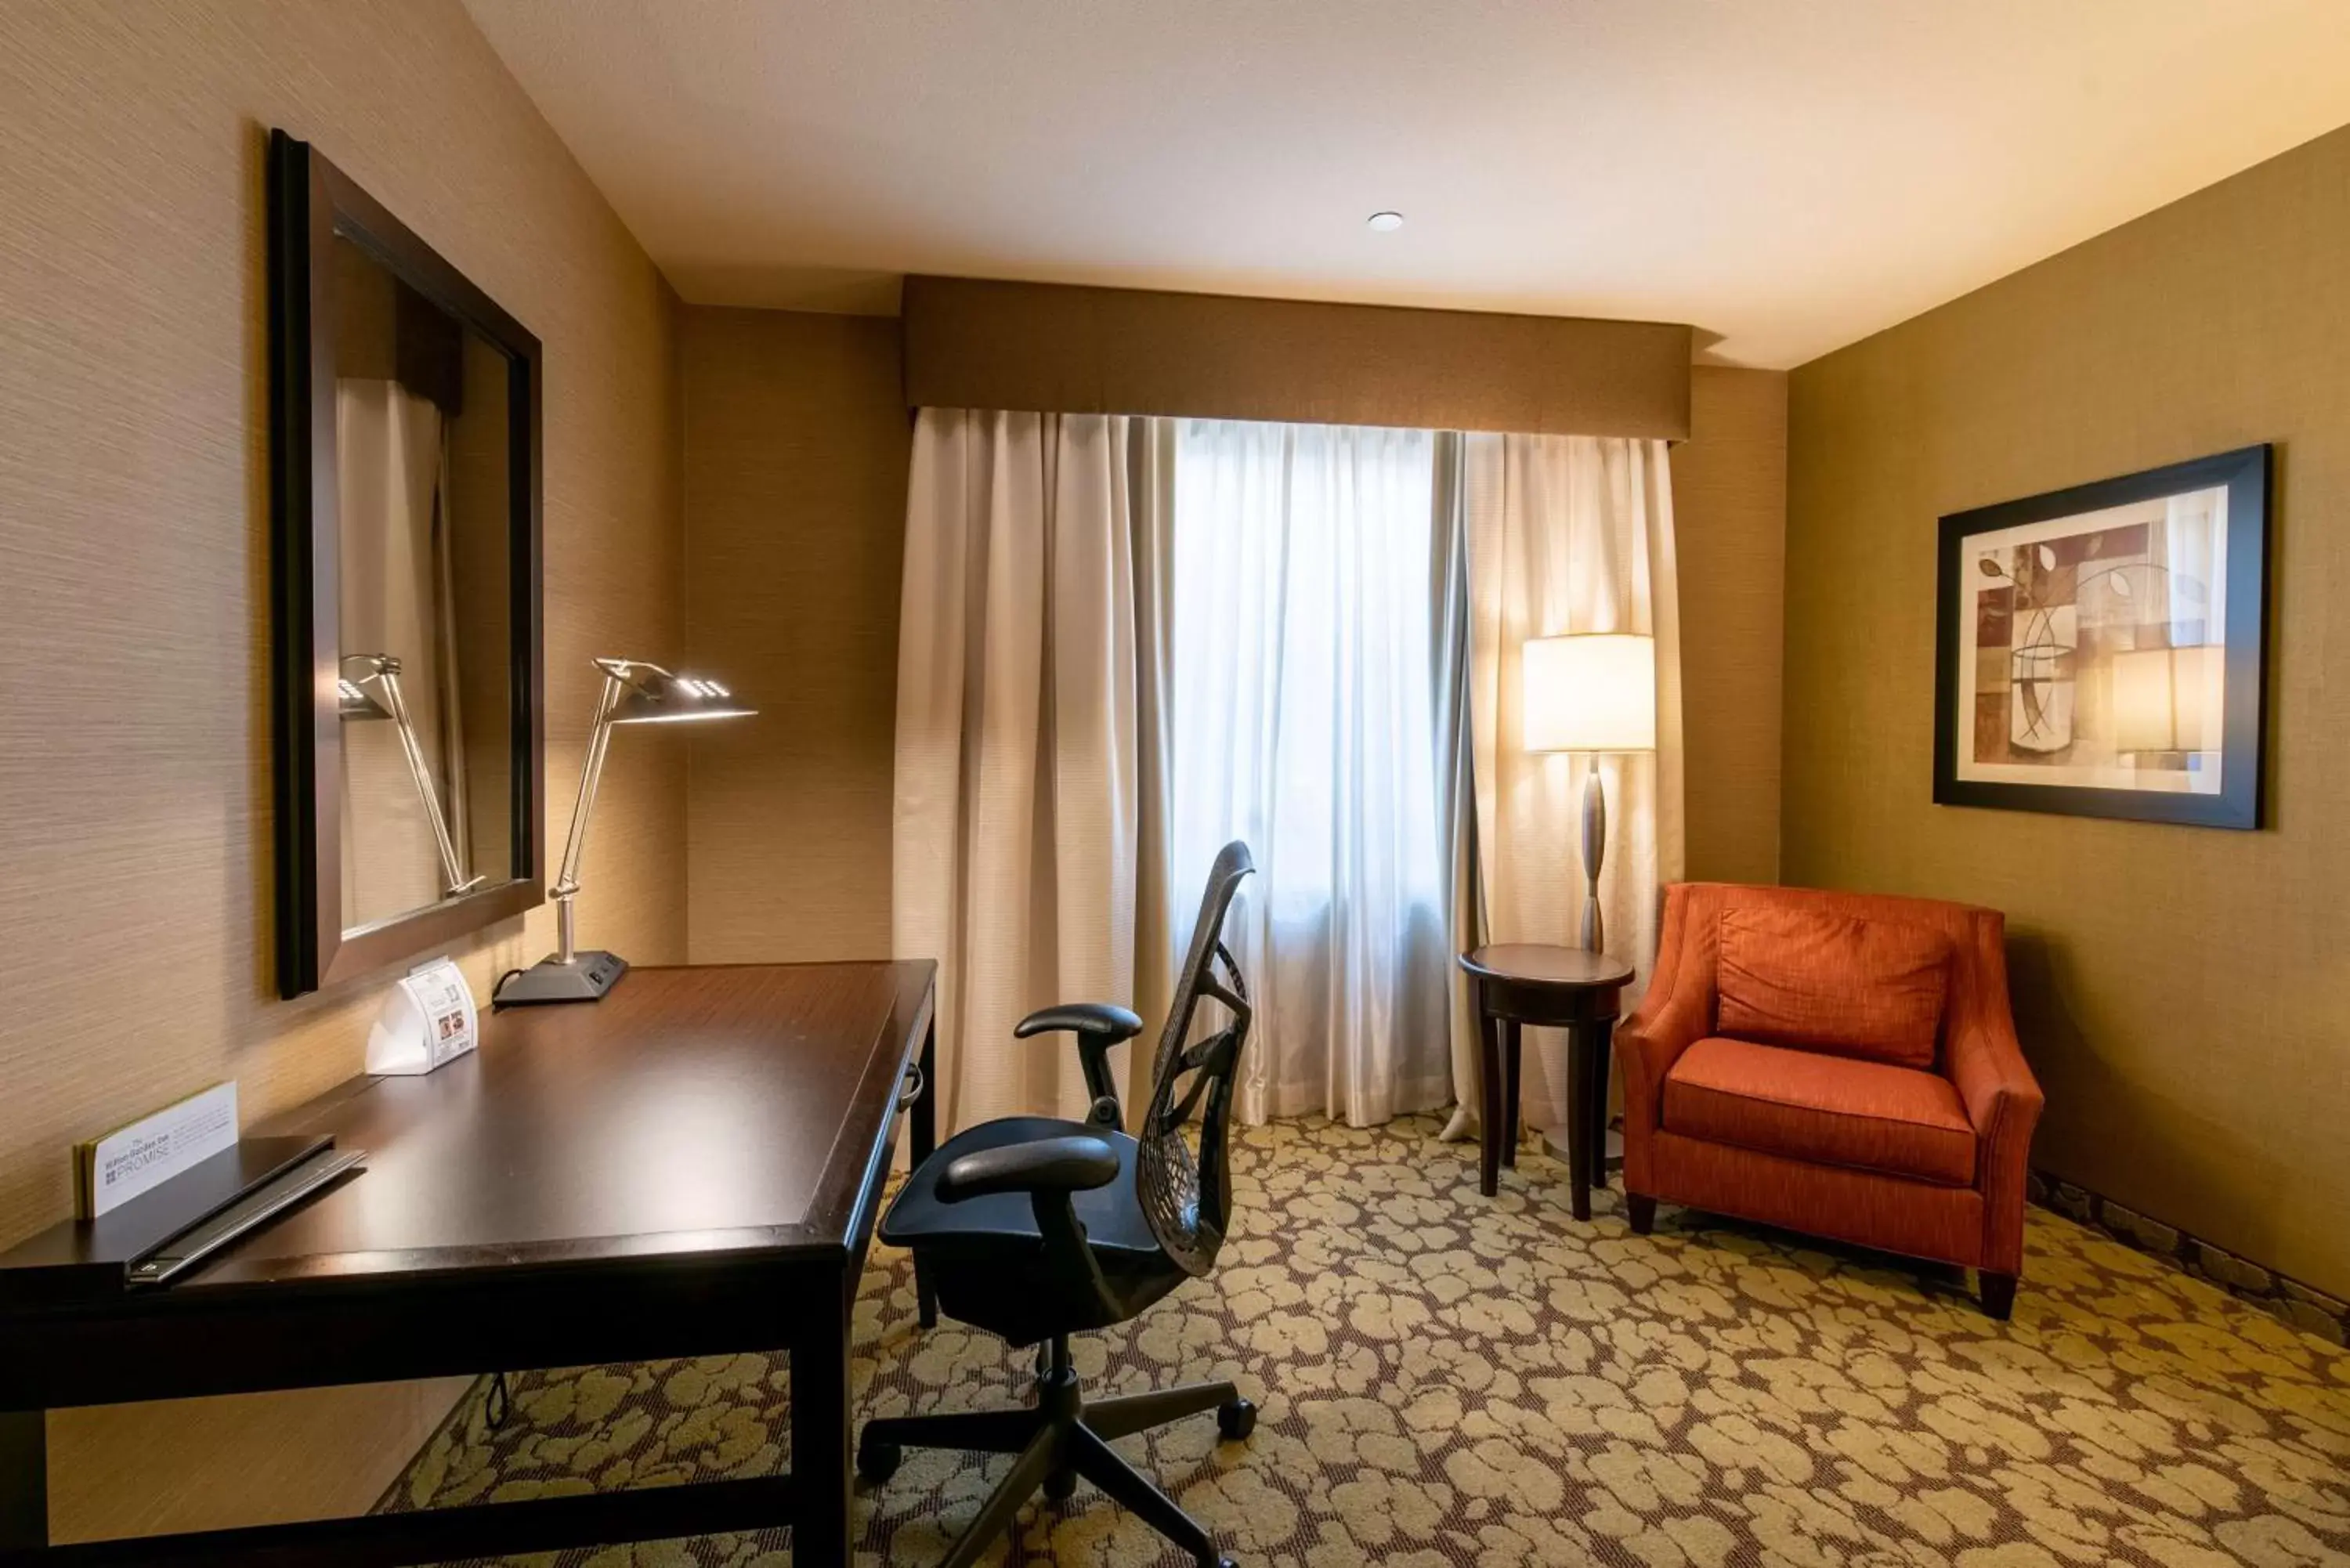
387, 1117, 2350, 1567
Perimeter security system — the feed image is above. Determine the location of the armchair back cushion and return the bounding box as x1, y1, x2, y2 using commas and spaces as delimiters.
1717, 904, 1950, 1069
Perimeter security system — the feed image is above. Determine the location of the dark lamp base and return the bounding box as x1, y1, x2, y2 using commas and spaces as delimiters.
494, 951, 628, 1007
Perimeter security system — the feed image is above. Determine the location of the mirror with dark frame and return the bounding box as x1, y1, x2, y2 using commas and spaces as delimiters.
269, 130, 544, 999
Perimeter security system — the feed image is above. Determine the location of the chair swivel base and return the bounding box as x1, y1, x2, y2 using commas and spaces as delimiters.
858, 1339, 1255, 1568
492, 950, 627, 1006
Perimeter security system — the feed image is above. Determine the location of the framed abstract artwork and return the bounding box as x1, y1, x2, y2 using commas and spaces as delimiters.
1933, 445, 2270, 829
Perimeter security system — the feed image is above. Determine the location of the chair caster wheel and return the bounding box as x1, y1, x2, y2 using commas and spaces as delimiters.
855, 1435, 900, 1483
1044, 1465, 1078, 1501
1217, 1396, 1256, 1441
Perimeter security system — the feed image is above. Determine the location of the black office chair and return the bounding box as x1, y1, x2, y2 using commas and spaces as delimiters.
860, 841, 1260, 1568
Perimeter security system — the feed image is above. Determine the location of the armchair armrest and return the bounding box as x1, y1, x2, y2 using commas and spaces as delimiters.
1945, 1008, 2044, 1276
1015, 1003, 1142, 1127
1617, 885, 1712, 1193
935, 1134, 1120, 1205
1618, 959, 1709, 1128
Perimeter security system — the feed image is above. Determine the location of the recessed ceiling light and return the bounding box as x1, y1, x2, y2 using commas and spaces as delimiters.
1366, 211, 1405, 233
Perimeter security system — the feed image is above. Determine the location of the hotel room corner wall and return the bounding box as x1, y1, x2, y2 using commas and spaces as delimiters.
1784, 120, 2350, 1303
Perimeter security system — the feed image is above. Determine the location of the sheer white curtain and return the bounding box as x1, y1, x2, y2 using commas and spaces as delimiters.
892, 409, 1152, 1134
1167, 420, 1455, 1125
1455, 432, 1683, 1142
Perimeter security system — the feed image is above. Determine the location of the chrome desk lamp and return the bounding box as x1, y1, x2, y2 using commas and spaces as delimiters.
494, 659, 754, 1007
1521, 633, 1657, 956
339, 652, 485, 899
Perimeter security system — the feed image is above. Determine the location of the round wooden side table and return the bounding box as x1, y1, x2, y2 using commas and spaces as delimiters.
1458, 944, 1635, 1220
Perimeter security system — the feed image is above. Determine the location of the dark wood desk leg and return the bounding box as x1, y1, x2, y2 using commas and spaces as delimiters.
913, 1015, 939, 1329
793, 1291, 853, 1568
1566, 1024, 1595, 1222
1587, 1020, 1614, 1195
1477, 1001, 1504, 1197
0, 1411, 45, 1552
1501, 1021, 1523, 1169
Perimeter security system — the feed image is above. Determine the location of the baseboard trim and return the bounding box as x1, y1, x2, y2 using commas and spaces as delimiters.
2029, 1169, 2347, 1346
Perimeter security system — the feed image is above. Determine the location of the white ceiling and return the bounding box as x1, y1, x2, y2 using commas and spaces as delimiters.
461, 0, 2350, 368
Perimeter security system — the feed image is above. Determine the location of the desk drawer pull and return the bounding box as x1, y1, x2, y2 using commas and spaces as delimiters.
896, 1064, 925, 1111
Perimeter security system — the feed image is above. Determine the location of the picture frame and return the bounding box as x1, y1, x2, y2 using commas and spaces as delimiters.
1932, 445, 2270, 829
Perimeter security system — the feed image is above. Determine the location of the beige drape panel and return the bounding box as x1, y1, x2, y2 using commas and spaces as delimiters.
336, 378, 451, 928
1128, 419, 1180, 1039
902, 276, 1694, 440
1431, 435, 1488, 1140
428, 432, 470, 860
1453, 433, 1685, 1143
892, 408, 1156, 1134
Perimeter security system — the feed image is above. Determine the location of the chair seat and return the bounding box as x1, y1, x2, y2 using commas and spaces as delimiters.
881, 1115, 1164, 1259
1662, 1037, 1977, 1187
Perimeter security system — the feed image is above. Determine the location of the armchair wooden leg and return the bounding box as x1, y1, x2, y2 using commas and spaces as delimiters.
1979, 1271, 2018, 1321
1626, 1194, 1656, 1234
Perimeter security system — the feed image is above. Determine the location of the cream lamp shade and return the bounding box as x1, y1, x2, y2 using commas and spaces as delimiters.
1523, 633, 1658, 753
2111, 645, 2222, 753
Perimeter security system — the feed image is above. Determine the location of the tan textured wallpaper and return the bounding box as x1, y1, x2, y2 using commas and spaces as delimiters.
1786, 123, 2350, 1299
682, 308, 910, 963
1675, 367, 1788, 887
0, 0, 684, 1535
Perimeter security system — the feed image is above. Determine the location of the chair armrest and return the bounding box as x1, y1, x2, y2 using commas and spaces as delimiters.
1015, 1003, 1141, 1127
1617, 889, 1711, 1194
1618, 967, 1709, 1137
1945, 1010, 2044, 1276
935, 1134, 1120, 1205
1014, 1003, 1143, 1042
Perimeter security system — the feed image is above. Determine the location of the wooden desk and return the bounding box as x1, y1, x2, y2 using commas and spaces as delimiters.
1458, 945, 1632, 1220
0, 962, 937, 1567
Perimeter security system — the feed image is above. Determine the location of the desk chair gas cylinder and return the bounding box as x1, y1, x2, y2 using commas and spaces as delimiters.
862, 841, 1260, 1568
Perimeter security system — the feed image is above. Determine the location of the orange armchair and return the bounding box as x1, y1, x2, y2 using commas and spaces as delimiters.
1618, 882, 2044, 1317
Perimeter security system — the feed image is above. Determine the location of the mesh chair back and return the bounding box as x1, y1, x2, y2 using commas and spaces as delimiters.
1135, 841, 1256, 1277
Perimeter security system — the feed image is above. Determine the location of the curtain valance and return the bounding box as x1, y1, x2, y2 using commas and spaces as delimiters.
902, 275, 1694, 440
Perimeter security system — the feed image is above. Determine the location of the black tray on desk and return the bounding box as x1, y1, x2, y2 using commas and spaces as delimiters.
0, 1136, 334, 1309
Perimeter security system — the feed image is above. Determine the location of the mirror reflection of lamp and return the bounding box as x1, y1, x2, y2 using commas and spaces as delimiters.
1521, 633, 1657, 956
339, 652, 485, 899
2111, 645, 2222, 760
493, 659, 755, 1007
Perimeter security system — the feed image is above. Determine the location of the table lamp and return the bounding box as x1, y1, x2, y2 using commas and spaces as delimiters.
339, 652, 485, 899
1522, 632, 1657, 955
494, 658, 755, 1006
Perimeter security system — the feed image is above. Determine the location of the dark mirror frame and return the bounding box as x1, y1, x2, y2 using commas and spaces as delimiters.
268, 129, 545, 999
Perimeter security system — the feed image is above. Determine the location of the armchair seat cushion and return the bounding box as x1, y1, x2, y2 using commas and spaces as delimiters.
1662, 1037, 1976, 1187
